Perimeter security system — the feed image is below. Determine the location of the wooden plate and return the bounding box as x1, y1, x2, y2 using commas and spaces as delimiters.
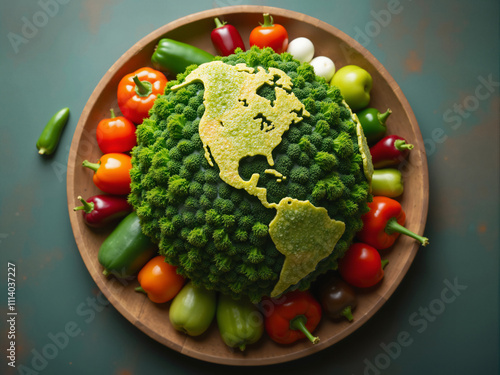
67, 5, 429, 366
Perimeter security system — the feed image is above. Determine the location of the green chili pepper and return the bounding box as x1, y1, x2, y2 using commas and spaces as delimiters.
98, 212, 156, 278
371, 168, 404, 197
36, 107, 70, 155
169, 281, 216, 336
356, 107, 391, 144
151, 38, 214, 77
216, 293, 264, 351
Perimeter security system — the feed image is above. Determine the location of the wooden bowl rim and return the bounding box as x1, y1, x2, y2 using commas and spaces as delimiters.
67, 5, 429, 366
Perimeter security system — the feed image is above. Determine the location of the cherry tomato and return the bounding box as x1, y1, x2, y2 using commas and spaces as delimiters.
338, 243, 387, 288
136, 256, 186, 303
249, 13, 288, 54
96, 109, 137, 154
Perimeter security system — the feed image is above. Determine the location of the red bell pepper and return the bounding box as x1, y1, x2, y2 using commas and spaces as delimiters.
117, 67, 167, 124
264, 290, 321, 345
211, 17, 246, 56
358, 196, 429, 249
73, 194, 132, 228
82, 153, 132, 195
370, 134, 414, 168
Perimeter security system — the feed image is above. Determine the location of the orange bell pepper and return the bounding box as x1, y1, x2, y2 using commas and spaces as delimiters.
82, 153, 132, 195
136, 255, 185, 303
117, 67, 167, 124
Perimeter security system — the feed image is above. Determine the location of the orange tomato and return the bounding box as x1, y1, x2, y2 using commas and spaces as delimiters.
137, 256, 186, 303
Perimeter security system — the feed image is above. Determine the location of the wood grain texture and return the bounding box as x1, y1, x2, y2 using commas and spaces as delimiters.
66, 6, 429, 366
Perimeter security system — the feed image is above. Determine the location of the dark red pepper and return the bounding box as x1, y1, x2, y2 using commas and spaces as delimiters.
370, 135, 414, 168
319, 275, 358, 321
73, 195, 132, 228
358, 196, 429, 249
211, 17, 246, 56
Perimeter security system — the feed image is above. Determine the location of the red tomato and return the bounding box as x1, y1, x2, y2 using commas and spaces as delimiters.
96, 109, 137, 154
249, 13, 288, 54
338, 243, 386, 288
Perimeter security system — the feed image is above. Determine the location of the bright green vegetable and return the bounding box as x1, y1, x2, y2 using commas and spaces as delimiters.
98, 212, 157, 278
128, 46, 373, 302
371, 168, 404, 197
151, 38, 214, 77
36, 107, 70, 155
216, 293, 264, 351
356, 107, 392, 144
169, 282, 216, 336
330, 65, 372, 111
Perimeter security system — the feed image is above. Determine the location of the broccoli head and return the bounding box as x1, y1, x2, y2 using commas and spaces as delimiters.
129, 46, 372, 302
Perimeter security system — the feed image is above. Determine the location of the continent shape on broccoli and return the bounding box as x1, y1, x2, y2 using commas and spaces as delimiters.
171, 61, 309, 208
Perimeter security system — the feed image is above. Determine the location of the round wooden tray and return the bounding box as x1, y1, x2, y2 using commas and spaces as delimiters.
66, 5, 429, 366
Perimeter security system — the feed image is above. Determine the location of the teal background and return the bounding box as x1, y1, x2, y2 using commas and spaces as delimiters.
1, 0, 498, 374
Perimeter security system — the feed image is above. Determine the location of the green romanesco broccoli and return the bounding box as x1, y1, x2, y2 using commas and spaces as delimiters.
128, 46, 372, 302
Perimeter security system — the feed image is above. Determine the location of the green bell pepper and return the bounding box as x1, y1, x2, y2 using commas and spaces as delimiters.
371, 168, 404, 197
98, 212, 156, 278
356, 107, 392, 144
169, 282, 216, 336
216, 293, 264, 351
151, 38, 214, 77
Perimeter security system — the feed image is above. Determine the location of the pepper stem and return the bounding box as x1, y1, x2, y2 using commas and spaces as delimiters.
378, 108, 392, 124
381, 259, 389, 269
135, 286, 146, 294
261, 13, 274, 27
290, 315, 319, 344
110, 108, 116, 118
82, 160, 100, 172
394, 139, 414, 151
214, 17, 226, 28
385, 218, 429, 246
341, 306, 354, 322
73, 196, 95, 213
133, 75, 152, 97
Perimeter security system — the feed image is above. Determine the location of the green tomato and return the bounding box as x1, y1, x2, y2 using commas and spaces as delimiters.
169, 282, 216, 336
330, 65, 373, 111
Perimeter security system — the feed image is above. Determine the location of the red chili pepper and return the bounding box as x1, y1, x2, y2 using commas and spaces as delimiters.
117, 67, 167, 124
358, 196, 429, 249
73, 194, 132, 228
82, 153, 132, 195
264, 290, 321, 345
249, 13, 289, 54
211, 17, 246, 56
338, 243, 388, 288
370, 135, 414, 168
96, 108, 137, 154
